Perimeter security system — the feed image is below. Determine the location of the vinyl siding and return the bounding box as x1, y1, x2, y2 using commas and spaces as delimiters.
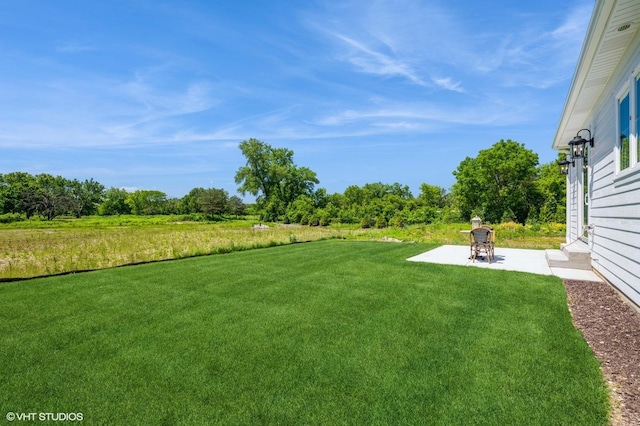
582, 37, 640, 306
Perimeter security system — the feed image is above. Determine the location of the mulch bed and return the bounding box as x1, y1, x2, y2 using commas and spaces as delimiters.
563, 280, 640, 425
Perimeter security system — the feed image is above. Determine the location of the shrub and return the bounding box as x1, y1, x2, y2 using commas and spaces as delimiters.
360, 216, 374, 229
308, 214, 320, 226
0, 213, 25, 224
375, 216, 388, 228
389, 215, 405, 228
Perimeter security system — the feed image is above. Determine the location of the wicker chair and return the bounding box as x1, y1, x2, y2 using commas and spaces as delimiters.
470, 227, 493, 262
480, 226, 495, 259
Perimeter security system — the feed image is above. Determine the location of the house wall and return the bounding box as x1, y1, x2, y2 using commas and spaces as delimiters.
579, 34, 640, 306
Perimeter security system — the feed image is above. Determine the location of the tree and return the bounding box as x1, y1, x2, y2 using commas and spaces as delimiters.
418, 183, 447, 208
125, 190, 167, 215
227, 195, 246, 217
68, 178, 105, 218
536, 155, 567, 223
200, 188, 228, 217
180, 187, 206, 214
0, 172, 38, 217
234, 138, 319, 220
452, 139, 540, 224
99, 188, 131, 215
34, 174, 71, 220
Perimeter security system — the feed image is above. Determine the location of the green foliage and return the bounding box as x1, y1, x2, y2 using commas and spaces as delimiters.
0, 137, 568, 227
98, 187, 130, 215
125, 190, 167, 215
0, 213, 24, 224
419, 183, 447, 207
0, 172, 105, 220
235, 138, 318, 220
180, 187, 205, 214
453, 139, 541, 224
200, 188, 228, 217
536, 154, 567, 223
227, 195, 246, 217
282, 181, 455, 228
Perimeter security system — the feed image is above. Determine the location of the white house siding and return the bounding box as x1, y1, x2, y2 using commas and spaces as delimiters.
581, 39, 640, 307
567, 169, 580, 242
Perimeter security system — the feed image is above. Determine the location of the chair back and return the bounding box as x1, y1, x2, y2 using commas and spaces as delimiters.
480, 226, 495, 243
470, 228, 491, 244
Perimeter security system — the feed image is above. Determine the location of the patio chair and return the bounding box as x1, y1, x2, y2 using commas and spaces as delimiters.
470, 227, 493, 263
480, 226, 495, 259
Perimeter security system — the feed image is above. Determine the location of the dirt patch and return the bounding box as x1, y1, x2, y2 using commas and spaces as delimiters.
563, 280, 640, 425
379, 236, 403, 243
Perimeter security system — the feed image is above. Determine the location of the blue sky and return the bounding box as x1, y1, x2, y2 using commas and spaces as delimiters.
0, 0, 592, 199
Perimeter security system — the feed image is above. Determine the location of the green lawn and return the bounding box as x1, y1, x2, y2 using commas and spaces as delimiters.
0, 241, 608, 425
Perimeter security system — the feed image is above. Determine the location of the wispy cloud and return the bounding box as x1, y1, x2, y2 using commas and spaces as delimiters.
432, 77, 464, 93
322, 30, 428, 86
305, 0, 590, 92
55, 41, 97, 53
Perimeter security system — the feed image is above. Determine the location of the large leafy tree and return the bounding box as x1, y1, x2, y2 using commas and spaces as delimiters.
68, 178, 105, 218
99, 187, 131, 215
200, 188, 228, 217
34, 174, 72, 220
452, 139, 540, 224
0, 172, 38, 217
180, 187, 206, 214
234, 138, 318, 220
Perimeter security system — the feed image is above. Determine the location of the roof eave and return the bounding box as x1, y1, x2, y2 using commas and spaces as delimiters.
552, 0, 613, 151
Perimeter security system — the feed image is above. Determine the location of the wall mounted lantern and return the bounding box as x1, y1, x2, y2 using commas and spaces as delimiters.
558, 158, 573, 175
568, 128, 594, 159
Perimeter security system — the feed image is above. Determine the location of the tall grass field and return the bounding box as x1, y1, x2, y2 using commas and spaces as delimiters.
0, 216, 565, 279
0, 241, 608, 424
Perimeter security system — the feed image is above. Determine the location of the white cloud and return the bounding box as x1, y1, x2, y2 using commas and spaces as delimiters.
432, 77, 464, 93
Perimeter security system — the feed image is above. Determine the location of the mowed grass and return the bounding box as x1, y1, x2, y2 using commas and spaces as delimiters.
0, 241, 608, 424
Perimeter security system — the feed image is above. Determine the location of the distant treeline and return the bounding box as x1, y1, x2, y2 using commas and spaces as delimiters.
1, 138, 567, 226
0, 172, 245, 223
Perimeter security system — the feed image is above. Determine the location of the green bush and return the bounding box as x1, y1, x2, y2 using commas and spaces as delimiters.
0, 213, 25, 224
375, 215, 388, 228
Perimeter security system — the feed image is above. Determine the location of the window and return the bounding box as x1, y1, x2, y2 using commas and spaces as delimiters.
619, 92, 630, 171
615, 71, 640, 177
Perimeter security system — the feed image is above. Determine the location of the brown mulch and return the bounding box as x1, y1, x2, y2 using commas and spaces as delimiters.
563, 280, 640, 425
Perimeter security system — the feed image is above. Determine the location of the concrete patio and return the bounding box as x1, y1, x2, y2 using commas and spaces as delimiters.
407, 245, 603, 282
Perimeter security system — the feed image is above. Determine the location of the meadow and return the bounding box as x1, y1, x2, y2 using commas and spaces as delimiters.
0, 240, 608, 424
0, 216, 565, 279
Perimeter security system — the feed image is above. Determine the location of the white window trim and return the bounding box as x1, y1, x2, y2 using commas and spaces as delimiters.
634, 71, 640, 167
616, 84, 630, 175
614, 67, 640, 184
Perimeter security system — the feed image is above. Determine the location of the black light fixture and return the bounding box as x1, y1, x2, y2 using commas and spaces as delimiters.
568, 128, 594, 159
558, 158, 574, 175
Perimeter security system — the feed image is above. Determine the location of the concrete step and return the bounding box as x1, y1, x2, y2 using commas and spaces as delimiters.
545, 242, 592, 270
545, 249, 569, 267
